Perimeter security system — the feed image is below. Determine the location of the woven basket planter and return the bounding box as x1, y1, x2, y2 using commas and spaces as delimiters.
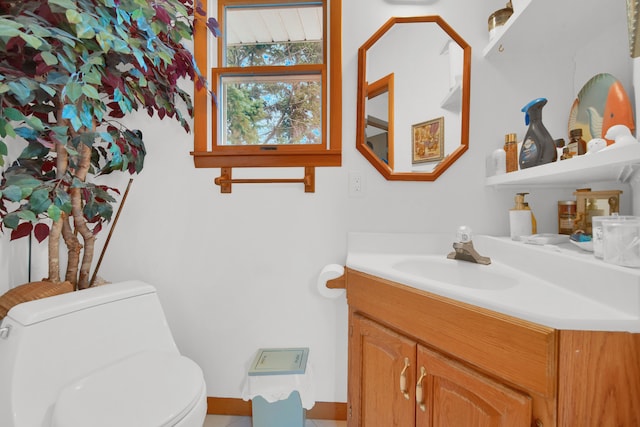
0, 281, 74, 319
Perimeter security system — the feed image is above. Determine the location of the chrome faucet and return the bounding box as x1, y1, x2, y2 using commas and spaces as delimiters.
447, 226, 491, 265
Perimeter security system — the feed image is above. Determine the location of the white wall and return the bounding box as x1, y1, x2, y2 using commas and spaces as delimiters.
1, 135, 32, 294
103, 0, 500, 402
0, 239, 9, 295
2, 0, 633, 404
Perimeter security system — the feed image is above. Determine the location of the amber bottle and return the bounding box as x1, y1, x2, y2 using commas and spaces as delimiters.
567, 128, 587, 156
504, 133, 518, 172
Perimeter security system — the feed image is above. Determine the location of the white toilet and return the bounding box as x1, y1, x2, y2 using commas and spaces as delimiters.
0, 280, 207, 427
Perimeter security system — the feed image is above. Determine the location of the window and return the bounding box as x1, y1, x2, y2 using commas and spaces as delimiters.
192, 0, 342, 168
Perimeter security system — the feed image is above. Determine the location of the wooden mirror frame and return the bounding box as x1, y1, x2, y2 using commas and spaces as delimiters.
356, 16, 471, 181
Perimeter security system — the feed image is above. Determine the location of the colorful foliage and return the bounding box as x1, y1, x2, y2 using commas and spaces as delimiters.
0, 0, 217, 287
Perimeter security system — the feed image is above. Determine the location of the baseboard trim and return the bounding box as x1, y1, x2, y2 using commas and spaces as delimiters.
207, 397, 347, 420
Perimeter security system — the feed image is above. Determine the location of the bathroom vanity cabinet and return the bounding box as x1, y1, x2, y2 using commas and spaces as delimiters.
346, 269, 640, 427
350, 315, 532, 426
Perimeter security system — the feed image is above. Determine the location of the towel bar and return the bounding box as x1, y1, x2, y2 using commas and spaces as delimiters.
214, 167, 315, 193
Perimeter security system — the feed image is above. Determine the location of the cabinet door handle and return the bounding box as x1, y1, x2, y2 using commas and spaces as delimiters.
399, 357, 410, 400
415, 366, 427, 412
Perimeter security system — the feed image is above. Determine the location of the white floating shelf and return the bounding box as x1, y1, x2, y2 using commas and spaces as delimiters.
440, 82, 461, 111
482, 0, 532, 59
483, 0, 620, 60
486, 144, 640, 188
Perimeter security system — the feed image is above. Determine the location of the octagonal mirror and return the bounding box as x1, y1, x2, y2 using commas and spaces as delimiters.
356, 16, 471, 181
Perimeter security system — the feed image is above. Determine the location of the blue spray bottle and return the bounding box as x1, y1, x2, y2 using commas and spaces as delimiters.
519, 98, 557, 168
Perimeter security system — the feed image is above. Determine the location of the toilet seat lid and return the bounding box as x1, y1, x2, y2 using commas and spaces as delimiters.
52, 351, 205, 427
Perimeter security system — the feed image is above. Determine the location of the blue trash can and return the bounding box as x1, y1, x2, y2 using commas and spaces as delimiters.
247, 348, 310, 427
252, 391, 305, 427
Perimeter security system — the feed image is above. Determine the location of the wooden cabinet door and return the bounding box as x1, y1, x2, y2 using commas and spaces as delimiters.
350, 315, 416, 427
416, 345, 532, 427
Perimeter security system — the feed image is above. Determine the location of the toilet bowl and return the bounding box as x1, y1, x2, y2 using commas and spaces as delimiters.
0, 280, 207, 427
52, 352, 206, 427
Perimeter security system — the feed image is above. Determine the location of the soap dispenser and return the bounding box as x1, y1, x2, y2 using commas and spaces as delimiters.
510, 192, 534, 240
523, 201, 537, 234
519, 98, 557, 168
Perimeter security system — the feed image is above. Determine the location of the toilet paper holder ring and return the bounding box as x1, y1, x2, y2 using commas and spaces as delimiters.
317, 264, 346, 299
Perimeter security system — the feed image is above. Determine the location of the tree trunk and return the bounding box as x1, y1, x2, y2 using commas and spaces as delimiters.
61, 215, 81, 289
47, 219, 62, 283
47, 139, 69, 283
69, 187, 95, 289
71, 142, 95, 290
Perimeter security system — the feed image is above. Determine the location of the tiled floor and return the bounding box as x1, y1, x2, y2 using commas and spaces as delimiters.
204, 415, 346, 427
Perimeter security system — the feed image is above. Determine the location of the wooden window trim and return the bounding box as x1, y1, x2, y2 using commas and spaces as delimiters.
210, 65, 326, 154
192, 0, 342, 169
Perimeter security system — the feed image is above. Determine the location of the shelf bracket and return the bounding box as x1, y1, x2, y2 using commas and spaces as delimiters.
618, 164, 640, 216
214, 167, 315, 193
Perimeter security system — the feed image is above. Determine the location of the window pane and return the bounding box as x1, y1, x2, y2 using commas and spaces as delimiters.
220, 74, 322, 145
225, 5, 323, 67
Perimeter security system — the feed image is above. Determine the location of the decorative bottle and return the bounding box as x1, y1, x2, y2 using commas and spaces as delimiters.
519, 98, 557, 168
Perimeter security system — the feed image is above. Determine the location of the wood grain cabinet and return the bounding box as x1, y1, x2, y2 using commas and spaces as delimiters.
351, 314, 531, 426
346, 269, 640, 427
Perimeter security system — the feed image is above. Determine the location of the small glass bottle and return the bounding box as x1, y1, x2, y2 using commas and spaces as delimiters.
554, 138, 565, 162
567, 128, 587, 157
558, 200, 577, 235
492, 147, 506, 175
504, 133, 518, 172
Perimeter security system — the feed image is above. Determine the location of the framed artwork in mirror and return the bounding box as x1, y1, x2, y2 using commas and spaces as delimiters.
412, 117, 444, 164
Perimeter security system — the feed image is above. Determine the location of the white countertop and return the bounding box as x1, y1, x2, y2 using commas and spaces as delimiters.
346, 232, 640, 332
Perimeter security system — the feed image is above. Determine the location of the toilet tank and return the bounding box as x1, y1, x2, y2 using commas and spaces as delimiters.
0, 280, 180, 427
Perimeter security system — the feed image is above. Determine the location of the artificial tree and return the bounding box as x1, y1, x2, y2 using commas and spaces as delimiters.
0, 0, 218, 289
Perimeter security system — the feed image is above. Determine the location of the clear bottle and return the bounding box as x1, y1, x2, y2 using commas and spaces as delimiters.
504, 133, 518, 172
492, 147, 506, 175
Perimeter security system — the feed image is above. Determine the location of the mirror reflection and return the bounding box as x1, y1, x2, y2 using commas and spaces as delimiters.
357, 16, 471, 181
365, 74, 393, 166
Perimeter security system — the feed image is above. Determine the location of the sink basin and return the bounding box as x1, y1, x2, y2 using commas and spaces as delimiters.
392, 257, 516, 290
346, 232, 640, 332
